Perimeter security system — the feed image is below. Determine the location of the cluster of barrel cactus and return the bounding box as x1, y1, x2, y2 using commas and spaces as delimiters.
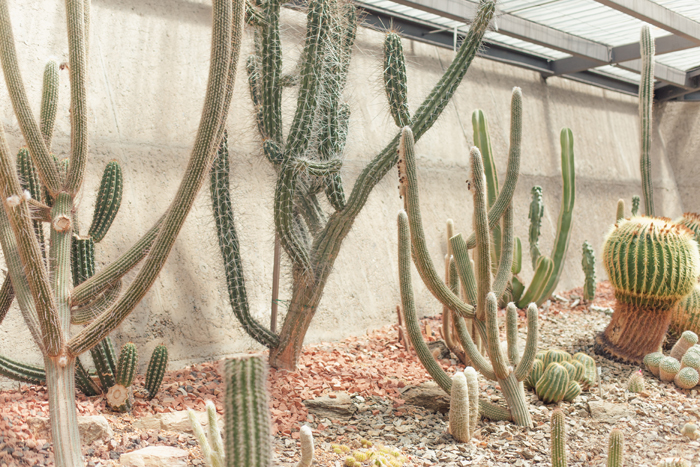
212, 0, 498, 371
644, 331, 700, 390
473, 106, 576, 309
550, 409, 624, 467
525, 349, 596, 403
595, 217, 700, 363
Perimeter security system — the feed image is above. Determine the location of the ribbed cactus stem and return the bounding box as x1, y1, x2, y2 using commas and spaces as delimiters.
88, 161, 123, 243
449, 372, 472, 442
670, 330, 698, 361
145, 344, 168, 400
40, 60, 59, 150
383, 32, 411, 127
607, 429, 624, 467
528, 186, 543, 269
296, 425, 314, 467
116, 342, 137, 387
225, 355, 272, 467
616, 199, 625, 222
473, 108, 501, 266
464, 367, 479, 434
582, 241, 596, 302
551, 408, 567, 467
639, 25, 655, 217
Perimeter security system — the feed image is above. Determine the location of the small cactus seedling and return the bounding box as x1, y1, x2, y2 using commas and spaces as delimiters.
626, 370, 645, 393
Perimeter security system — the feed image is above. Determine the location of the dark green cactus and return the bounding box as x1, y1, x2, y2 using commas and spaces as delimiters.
0, 354, 45, 384
75, 357, 101, 397
116, 342, 138, 387
88, 161, 123, 243
71, 237, 95, 287
145, 344, 168, 400
16, 149, 46, 255
383, 32, 410, 128
582, 240, 596, 302
536, 362, 570, 403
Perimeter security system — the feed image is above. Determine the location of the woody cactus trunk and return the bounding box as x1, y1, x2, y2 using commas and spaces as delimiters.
0, 0, 244, 465
211, 0, 497, 370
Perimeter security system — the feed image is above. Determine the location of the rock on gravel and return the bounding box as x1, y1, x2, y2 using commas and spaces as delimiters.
134, 410, 221, 433
587, 400, 633, 423
119, 446, 188, 466
304, 392, 357, 420
26, 415, 114, 445
399, 381, 450, 413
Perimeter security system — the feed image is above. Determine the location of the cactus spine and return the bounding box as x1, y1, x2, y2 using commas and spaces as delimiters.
145, 344, 169, 400
214, 0, 496, 371
639, 25, 655, 217
189, 401, 225, 467
551, 409, 567, 467
582, 241, 596, 302
596, 217, 700, 363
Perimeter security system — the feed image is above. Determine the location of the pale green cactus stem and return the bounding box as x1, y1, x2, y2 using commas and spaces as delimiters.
670, 330, 698, 360
631, 195, 640, 216
464, 367, 479, 435
189, 401, 224, 467
639, 25, 655, 216
397, 210, 512, 422
627, 370, 645, 393
582, 240, 596, 302
528, 186, 544, 269
383, 32, 411, 128
551, 408, 567, 467
225, 355, 272, 467
449, 372, 473, 442
145, 344, 168, 400
40, 60, 59, 149
607, 429, 624, 467
644, 352, 664, 378
596, 217, 700, 363
616, 199, 625, 222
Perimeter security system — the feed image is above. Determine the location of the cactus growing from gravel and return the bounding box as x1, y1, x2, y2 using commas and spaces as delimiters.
536, 363, 571, 404
0, 0, 244, 463
397, 111, 543, 427
189, 401, 225, 467
627, 370, 645, 393
607, 429, 624, 467
673, 367, 699, 389
212, 0, 497, 371
681, 351, 700, 371
527, 349, 593, 401
449, 369, 479, 442
595, 217, 700, 363
551, 409, 567, 467
582, 241, 596, 302
145, 344, 169, 401
106, 342, 138, 411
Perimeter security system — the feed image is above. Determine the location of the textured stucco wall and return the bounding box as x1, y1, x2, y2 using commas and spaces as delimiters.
0, 0, 685, 386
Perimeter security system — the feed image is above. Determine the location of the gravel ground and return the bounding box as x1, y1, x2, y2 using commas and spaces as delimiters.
1, 282, 698, 466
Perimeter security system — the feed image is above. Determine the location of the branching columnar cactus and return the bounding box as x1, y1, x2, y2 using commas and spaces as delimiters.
595, 217, 700, 363
397, 102, 544, 427
582, 240, 596, 302
0, 0, 244, 464
639, 25, 655, 217
211, 0, 497, 371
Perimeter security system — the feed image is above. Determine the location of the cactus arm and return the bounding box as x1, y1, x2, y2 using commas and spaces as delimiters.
514, 303, 539, 381
399, 127, 475, 318
528, 186, 543, 269
40, 61, 59, 150
274, 162, 313, 273
210, 134, 280, 348
64, 0, 89, 195
260, 0, 282, 143
71, 280, 121, 325
88, 161, 123, 243
492, 204, 514, 300
50, 193, 73, 341
70, 216, 162, 307
285, 0, 329, 158
453, 312, 496, 381
0, 354, 46, 384
465, 87, 522, 250
188, 409, 214, 464
206, 401, 224, 466
450, 233, 477, 306
516, 255, 553, 308
67, 0, 241, 356
383, 33, 411, 127
470, 146, 492, 322
485, 293, 509, 380
0, 126, 61, 355
0, 274, 13, 325
616, 199, 625, 222
472, 109, 501, 264
0, 0, 62, 195
536, 128, 575, 304
506, 303, 519, 367
512, 236, 522, 274
639, 25, 655, 217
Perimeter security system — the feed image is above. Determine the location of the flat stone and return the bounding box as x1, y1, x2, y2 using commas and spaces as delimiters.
26, 415, 113, 445
428, 340, 450, 359
304, 392, 356, 420
399, 382, 450, 413
134, 410, 221, 433
119, 446, 188, 467
587, 401, 633, 423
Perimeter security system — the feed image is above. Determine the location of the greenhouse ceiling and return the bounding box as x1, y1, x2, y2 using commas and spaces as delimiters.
356, 0, 700, 101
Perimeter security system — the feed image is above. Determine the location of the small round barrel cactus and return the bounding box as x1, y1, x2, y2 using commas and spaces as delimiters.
644, 352, 664, 377
536, 363, 570, 404
681, 351, 700, 371
596, 217, 700, 363
573, 352, 597, 390
659, 357, 680, 382
673, 367, 699, 389
542, 349, 571, 369
525, 359, 544, 389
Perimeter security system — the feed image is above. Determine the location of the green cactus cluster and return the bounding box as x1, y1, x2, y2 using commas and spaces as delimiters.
644, 341, 700, 390
596, 216, 700, 363
581, 240, 596, 302
525, 349, 593, 403
550, 409, 624, 467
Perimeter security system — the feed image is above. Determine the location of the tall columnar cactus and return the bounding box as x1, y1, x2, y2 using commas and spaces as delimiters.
212, 0, 497, 370
528, 186, 544, 269
582, 240, 596, 302
0, 0, 244, 464
507, 129, 576, 307
551, 409, 567, 467
639, 25, 655, 217
398, 114, 542, 427
595, 217, 700, 363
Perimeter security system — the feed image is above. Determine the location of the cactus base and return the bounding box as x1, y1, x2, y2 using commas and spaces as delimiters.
595, 302, 673, 363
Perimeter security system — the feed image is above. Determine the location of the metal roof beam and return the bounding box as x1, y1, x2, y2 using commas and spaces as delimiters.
386, 0, 610, 60
655, 76, 700, 101
592, 0, 700, 44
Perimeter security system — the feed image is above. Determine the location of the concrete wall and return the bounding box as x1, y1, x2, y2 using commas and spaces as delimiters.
0, 0, 686, 385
